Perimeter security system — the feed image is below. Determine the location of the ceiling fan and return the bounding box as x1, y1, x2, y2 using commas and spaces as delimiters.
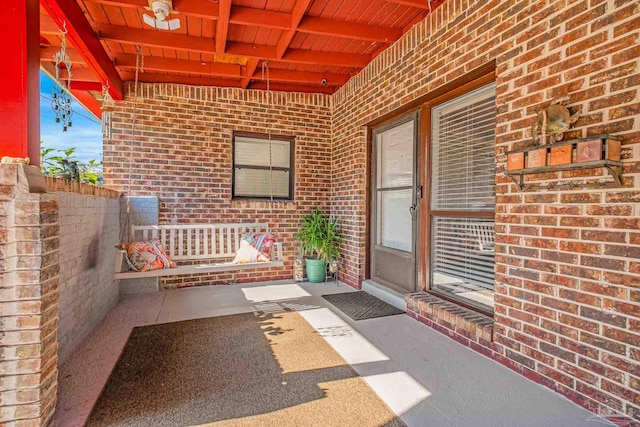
143, 0, 180, 31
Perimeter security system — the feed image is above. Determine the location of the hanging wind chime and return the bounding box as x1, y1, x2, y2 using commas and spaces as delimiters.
101, 82, 115, 139
51, 23, 74, 132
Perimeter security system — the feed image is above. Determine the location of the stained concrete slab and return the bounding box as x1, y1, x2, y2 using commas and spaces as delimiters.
54, 281, 606, 427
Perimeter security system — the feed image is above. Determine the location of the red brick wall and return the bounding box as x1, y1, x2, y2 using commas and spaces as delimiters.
332, 0, 639, 421
104, 85, 332, 288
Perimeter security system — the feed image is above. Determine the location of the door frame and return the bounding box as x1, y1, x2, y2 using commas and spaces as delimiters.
369, 111, 420, 293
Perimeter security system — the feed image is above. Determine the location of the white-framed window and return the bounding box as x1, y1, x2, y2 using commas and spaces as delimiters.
232, 133, 294, 200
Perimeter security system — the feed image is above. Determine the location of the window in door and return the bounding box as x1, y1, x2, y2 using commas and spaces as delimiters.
429, 83, 496, 311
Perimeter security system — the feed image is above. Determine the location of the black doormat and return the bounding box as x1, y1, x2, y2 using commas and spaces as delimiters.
322, 292, 405, 321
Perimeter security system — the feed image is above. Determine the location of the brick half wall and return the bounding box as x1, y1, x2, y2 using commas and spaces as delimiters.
56, 191, 120, 365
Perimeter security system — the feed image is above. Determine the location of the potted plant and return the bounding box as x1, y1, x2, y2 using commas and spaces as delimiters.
296, 208, 344, 283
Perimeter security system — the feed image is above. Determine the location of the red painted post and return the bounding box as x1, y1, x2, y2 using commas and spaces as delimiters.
0, 0, 40, 166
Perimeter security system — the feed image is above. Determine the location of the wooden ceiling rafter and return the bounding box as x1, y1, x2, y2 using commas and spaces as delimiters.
231, 7, 290, 29
216, 0, 232, 53
240, 58, 260, 89
69, 88, 103, 118
262, 69, 348, 86
40, 0, 124, 99
115, 55, 349, 87
69, 81, 103, 91
56, 1, 429, 47
276, 0, 313, 59
38, 0, 446, 109
119, 72, 242, 88
247, 81, 335, 94
83, 0, 220, 18
94, 24, 371, 68
115, 54, 242, 77
297, 17, 401, 43
383, 0, 432, 8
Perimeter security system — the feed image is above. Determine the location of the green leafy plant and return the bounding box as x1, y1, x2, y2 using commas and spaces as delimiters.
40, 142, 103, 185
296, 208, 344, 263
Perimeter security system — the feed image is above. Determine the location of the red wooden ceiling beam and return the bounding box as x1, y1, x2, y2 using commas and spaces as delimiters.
115, 57, 351, 87
283, 49, 370, 68
172, 0, 219, 19
84, 0, 219, 19
96, 24, 369, 68
119, 71, 333, 94
85, 0, 146, 8
120, 72, 242, 88
77, 3, 408, 44
276, 0, 312, 59
384, 0, 432, 9
230, 7, 290, 29
216, 0, 231, 53
95, 24, 216, 53
70, 89, 103, 118
240, 59, 260, 89
298, 17, 401, 43
69, 81, 103, 91
252, 69, 350, 86
225, 42, 277, 60
86, 0, 286, 28
40, 0, 124, 100
115, 54, 242, 78
248, 81, 335, 95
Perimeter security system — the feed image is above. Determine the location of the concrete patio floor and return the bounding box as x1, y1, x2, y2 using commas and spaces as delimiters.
54, 281, 607, 427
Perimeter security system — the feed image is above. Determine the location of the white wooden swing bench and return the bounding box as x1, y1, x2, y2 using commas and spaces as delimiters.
114, 223, 284, 280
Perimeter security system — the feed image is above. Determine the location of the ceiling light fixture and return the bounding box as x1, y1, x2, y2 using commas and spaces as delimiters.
143, 0, 180, 31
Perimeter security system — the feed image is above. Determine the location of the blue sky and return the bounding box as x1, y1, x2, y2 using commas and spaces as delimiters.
40, 71, 103, 164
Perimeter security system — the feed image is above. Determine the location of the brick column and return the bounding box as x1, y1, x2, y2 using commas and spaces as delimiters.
0, 165, 60, 425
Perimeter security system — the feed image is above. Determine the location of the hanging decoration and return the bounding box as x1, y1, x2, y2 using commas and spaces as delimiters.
101, 82, 115, 139
51, 23, 74, 132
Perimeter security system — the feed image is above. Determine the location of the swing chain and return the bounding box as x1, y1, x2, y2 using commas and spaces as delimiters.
262, 61, 274, 208
120, 46, 144, 244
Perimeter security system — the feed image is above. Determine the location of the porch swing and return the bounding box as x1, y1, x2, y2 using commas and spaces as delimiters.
114, 58, 284, 280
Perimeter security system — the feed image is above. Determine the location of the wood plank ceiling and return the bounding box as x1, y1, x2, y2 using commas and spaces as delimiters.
39, 0, 443, 110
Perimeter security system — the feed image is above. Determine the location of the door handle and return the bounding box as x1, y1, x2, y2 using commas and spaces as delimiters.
409, 204, 417, 216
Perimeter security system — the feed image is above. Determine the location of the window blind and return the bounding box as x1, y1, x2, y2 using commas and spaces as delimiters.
431, 217, 495, 290
233, 135, 293, 199
234, 169, 290, 198
431, 84, 496, 212
429, 83, 496, 306
235, 137, 290, 168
